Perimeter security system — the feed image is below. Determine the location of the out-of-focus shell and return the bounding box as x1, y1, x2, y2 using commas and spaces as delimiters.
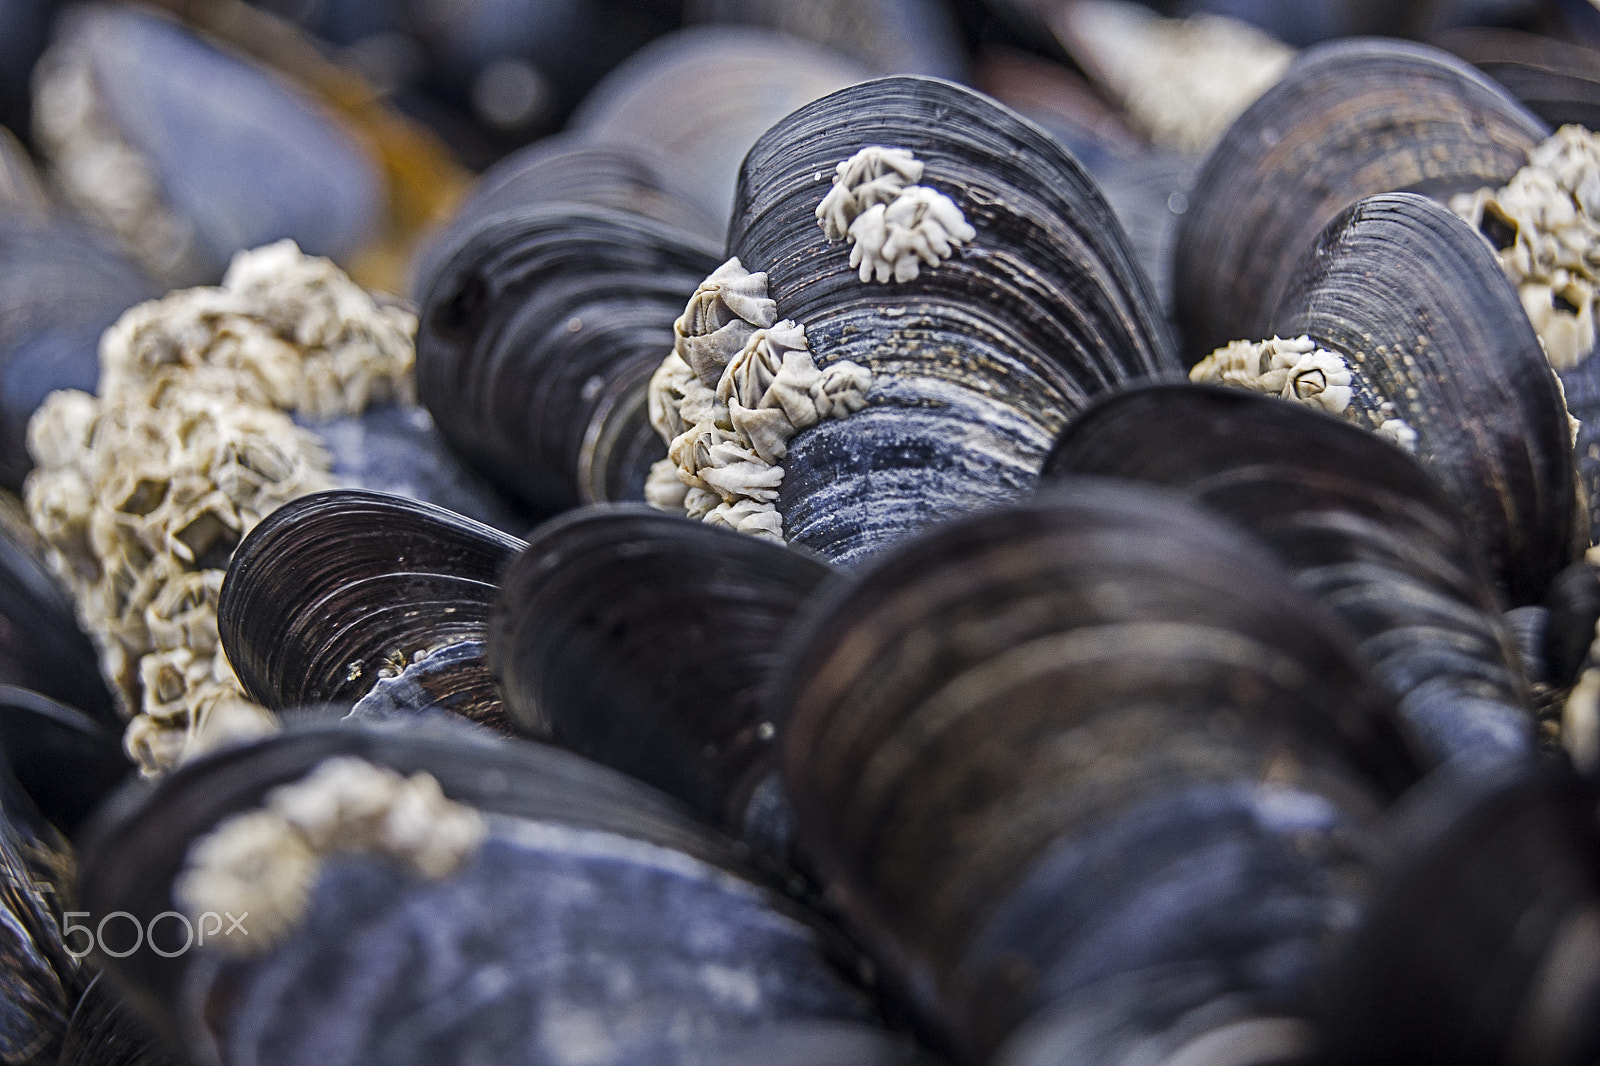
1172, 38, 1548, 358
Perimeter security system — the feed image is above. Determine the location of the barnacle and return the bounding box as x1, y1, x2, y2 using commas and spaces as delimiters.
672, 257, 778, 385
174, 756, 486, 954
22, 241, 416, 774
814, 146, 923, 241
1452, 125, 1600, 370
847, 186, 976, 284
648, 262, 873, 541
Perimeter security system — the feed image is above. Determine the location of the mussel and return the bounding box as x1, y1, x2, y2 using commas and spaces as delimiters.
684, 0, 967, 82
217, 489, 525, 731
725, 74, 1180, 566
489, 505, 836, 856
1047, 383, 1537, 766
1173, 38, 1548, 357
775, 479, 1417, 1063
78, 719, 909, 1065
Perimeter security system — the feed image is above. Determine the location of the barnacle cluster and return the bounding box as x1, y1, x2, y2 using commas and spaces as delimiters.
174, 756, 486, 953
1191, 335, 1419, 451
1452, 125, 1600, 370
815, 146, 975, 283
32, 31, 197, 280
1061, 1, 1293, 154
646, 257, 871, 541
22, 240, 416, 774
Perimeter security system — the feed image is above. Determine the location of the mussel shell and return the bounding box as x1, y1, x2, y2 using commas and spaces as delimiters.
52, 4, 385, 281
0, 126, 47, 221
305, 402, 533, 536
1441, 28, 1600, 133
409, 133, 721, 296
1045, 383, 1536, 767
415, 204, 722, 517
490, 505, 836, 844
80, 721, 878, 1063
0, 493, 118, 727
684, 0, 967, 81
729, 75, 1181, 567
0, 685, 129, 839
569, 27, 872, 225
57, 972, 176, 1066
1172, 38, 1548, 358
0, 219, 159, 491
1320, 761, 1600, 1065
1554, 347, 1600, 546
1271, 192, 1581, 607
217, 489, 525, 728
777, 481, 1415, 1059
1542, 559, 1600, 689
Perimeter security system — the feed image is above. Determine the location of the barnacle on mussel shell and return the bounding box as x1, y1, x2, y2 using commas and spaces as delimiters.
1048, 384, 1537, 767
79, 721, 900, 1065
32, 4, 385, 284
490, 505, 836, 856
219, 489, 524, 732
776, 479, 1417, 1063
1268, 192, 1583, 607
1173, 38, 1549, 358
727, 75, 1180, 565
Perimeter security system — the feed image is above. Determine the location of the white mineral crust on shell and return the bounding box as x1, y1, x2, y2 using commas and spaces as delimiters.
1452, 126, 1600, 370
174, 756, 486, 954
647, 258, 871, 541
817, 147, 973, 283
22, 241, 415, 775
1191, 335, 1418, 453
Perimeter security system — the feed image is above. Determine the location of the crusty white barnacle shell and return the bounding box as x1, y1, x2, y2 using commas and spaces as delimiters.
1278, 349, 1353, 415
683, 486, 719, 520
644, 457, 689, 513
26, 389, 99, 471
718, 320, 811, 410
649, 353, 697, 442
175, 807, 318, 951
673, 257, 778, 385
812, 360, 873, 419
704, 499, 784, 542
698, 442, 785, 504
816, 146, 924, 241
847, 186, 974, 284
667, 420, 740, 487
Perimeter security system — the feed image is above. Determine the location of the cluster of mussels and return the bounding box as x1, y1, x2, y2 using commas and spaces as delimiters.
10, 5, 1600, 1066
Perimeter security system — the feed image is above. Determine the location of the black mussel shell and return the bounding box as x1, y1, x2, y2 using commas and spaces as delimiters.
1321, 761, 1600, 1066
415, 204, 722, 517
1046, 384, 1536, 767
1543, 559, 1600, 690
410, 133, 721, 296
1271, 192, 1581, 607
490, 505, 836, 851
217, 490, 525, 730
47, 4, 384, 282
1441, 28, 1600, 133
0, 685, 129, 840
0, 494, 118, 727
80, 720, 883, 1065
0, 220, 159, 491
776, 480, 1417, 1061
685, 0, 967, 82
0, 126, 46, 221
569, 26, 872, 226
1554, 344, 1600, 545
57, 972, 176, 1066
729, 75, 1181, 567
304, 402, 532, 536
1173, 38, 1548, 358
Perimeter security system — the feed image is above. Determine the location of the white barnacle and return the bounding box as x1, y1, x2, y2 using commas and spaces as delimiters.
847, 186, 975, 284
1451, 125, 1600, 370
1191, 336, 1352, 415
815, 146, 924, 242
174, 756, 486, 955
644, 266, 873, 539
672, 257, 778, 386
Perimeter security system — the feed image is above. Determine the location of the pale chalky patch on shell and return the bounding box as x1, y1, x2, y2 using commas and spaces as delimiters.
1191, 335, 1418, 453
647, 258, 871, 541
174, 756, 486, 954
22, 242, 415, 775
816, 147, 973, 283
1452, 126, 1600, 371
